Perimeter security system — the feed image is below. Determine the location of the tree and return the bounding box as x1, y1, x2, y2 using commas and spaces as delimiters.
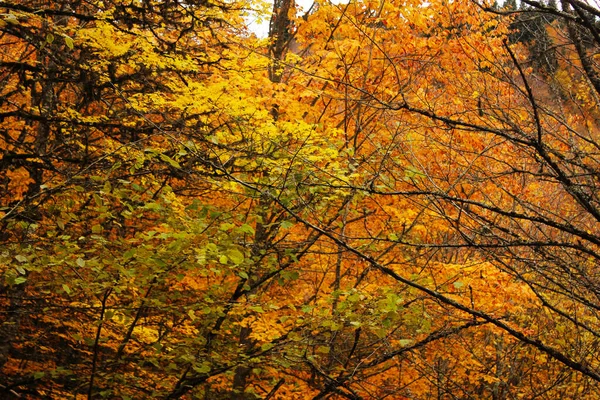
4, 0, 600, 398
273, 0, 600, 396
0, 0, 318, 397
235, 0, 600, 396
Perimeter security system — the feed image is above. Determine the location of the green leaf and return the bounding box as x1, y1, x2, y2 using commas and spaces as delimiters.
145, 202, 161, 211
236, 224, 255, 235
46, 33, 54, 44
238, 271, 249, 280
14, 276, 27, 285
62, 284, 71, 294
152, 258, 167, 268
205, 243, 218, 253
103, 181, 112, 193
261, 343, 274, 351
301, 305, 314, 313
93, 194, 103, 206
192, 363, 211, 374
347, 292, 361, 302
15, 254, 27, 263
92, 225, 103, 234
227, 248, 244, 265
280, 220, 294, 229
281, 270, 299, 281
373, 328, 387, 339
186, 199, 202, 211
453, 281, 465, 289
160, 154, 181, 169
76, 258, 85, 267
64, 35, 74, 49
219, 223, 235, 231
123, 249, 136, 260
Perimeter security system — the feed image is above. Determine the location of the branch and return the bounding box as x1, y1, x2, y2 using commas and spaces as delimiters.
88, 287, 113, 400
504, 40, 543, 144
220, 170, 600, 384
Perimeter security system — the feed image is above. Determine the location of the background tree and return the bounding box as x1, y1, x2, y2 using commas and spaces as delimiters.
238, 0, 600, 396
285, 0, 600, 396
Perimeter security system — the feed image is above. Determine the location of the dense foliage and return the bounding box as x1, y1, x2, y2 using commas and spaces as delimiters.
2, 0, 600, 398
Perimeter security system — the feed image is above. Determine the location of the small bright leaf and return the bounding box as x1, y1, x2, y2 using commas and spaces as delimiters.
453, 281, 465, 289
280, 220, 294, 229
227, 248, 244, 265
62, 284, 71, 294
64, 35, 74, 49
14, 276, 27, 285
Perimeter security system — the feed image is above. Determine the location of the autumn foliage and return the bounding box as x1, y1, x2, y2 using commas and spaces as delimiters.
2, 0, 600, 398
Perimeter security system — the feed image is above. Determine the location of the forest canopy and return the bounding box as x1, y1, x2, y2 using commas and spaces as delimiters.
2, 0, 600, 398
